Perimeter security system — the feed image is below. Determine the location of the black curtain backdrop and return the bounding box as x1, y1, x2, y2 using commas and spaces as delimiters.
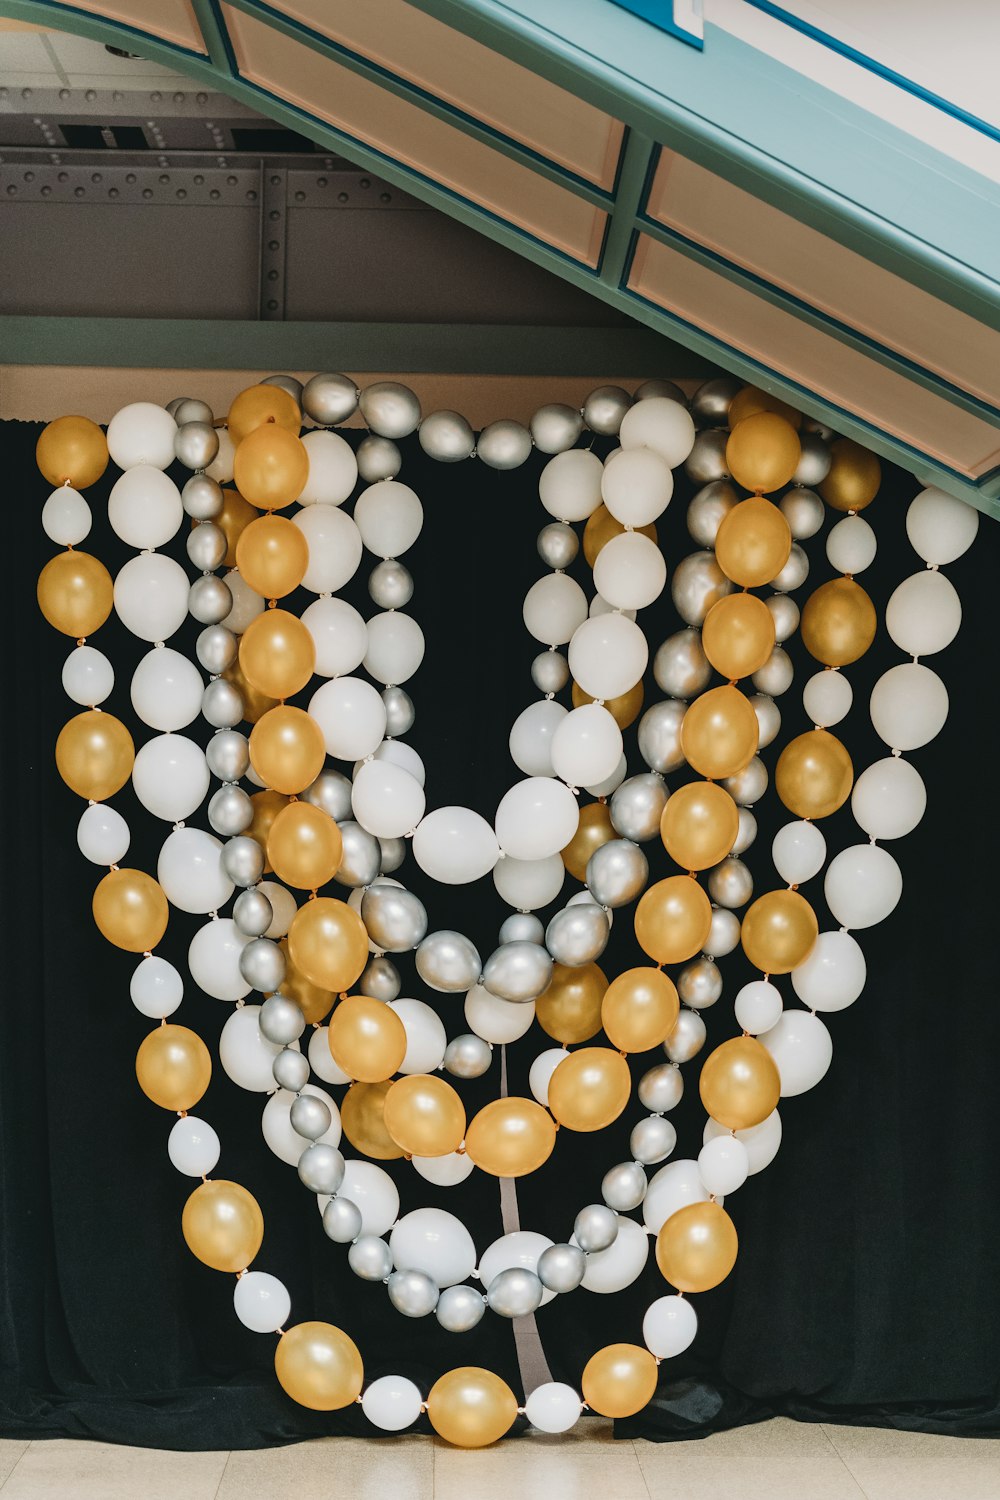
2, 414, 999, 1450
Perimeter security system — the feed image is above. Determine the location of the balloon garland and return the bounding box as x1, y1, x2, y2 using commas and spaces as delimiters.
35, 371, 978, 1444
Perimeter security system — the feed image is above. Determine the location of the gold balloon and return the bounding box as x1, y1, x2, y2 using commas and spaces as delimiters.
800, 577, 877, 667
266, 800, 342, 890
275, 1322, 363, 1411
182, 1180, 264, 1273
278, 938, 334, 1024
340, 1080, 403, 1160
223, 657, 277, 724
602, 966, 679, 1053
548, 1048, 631, 1132
741, 888, 818, 974
249, 788, 289, 873
561, 800, 616, 882
679, 685, 758, 780
215, 487, 258, 568
583, 504, 657, 567
726, 413, 801, 496
660, 780, 740, 872
655, 1200, 738, 1292
775, 729, 853, 820
465, 1097, 556, 1178
581, 1343, 659, 1419
288, 897, 368, 994
36, 415, 109, 488
234, 425, 308, 511
227, 384, 301, 446
135, 1024, 211, 1111
249, 706, 325, 795
634, 876, 712, 966
536, 962, 608, 1044
715, 494, 792, 584
55, 710, 134, 800
384, 1074, 467, 1157
328, 995, 407, 1083
239, 609, 316, 700
427, 1367, 518, 1448
235, 514, 309, 599
728, 385, 802, 430
572, 679, 644, 730
93, 868, 168, 952
820, 437, 880, 512
702, 592, 776, 680
699, 1035, 780, 1130
37, 550, 114, 638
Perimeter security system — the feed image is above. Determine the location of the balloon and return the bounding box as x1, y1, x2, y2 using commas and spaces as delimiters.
262, 1085, 341, 1163
247, 789, 288, 871
219, 1005, 285, 1092
427, 1368, 517, 1448
643, 1295, 698, 1358
760, 1009, 833, 1095
680, 685, 758, 779
37, 551, 113, 638
108, 466, 182, 549
704, 1109, 782, 1174
509, 700, 566, 777
601, 967, 679, 1052
538, 448, 604, 521
228, 383, 300, 445
800, 577, 876, 668
234, 1271, 291, 1335
571, 679, 644, 732
701, 592, 775, 681
634, 877, 712, 965
135, 1024, 210, 1110
802, 667, 852, 728
560, 800, 615, 881
239, 610, 315, 700
495, 777, 579, 861
168, 1114, 220, 1177
581, 1344, 658, 1419
568, 612, 648, 700
309, 676, 386, 760
698, 1134, 749, 1195
660, 781, 739, 872
93, 868, 168, 952
824, 844, 902, 929
249, 706, 325, 795
62, 644, 114, 707
715, 494, 792, 584
131, 734, 209, 822
384, 1075, 466, 1156
182, 1180, 263, 1273
157, 827, 233, 914
335, 1160, 399, 1237
493, 851, 564, 910
354, 480, 423, 556
115, 553, 190, 642
522, 573, 588, 646
699, 1035, 780, 1129
328, 995, 407, 1082
619, 393, 695, 464
235, 514, 308, 598
600, 446, 673, 527
234, 425, 308, 510
464, 984, 535, 1044
465, 1097, 556, 1177
775, 729, 853, 820
827, 514, 877, 575
214, 486, 257, 567
288, 897, 368, 993
741, 889, 817, 973
302, 597, 367, 678
36, 414, 108, 488
294, 503, 363, 593
77, 803, 129, 866
524, 1383, 582, 1435
852, 756, 926, 840
870, 663, 948, 750
299, 428, 358, 505
791, 929, 866, 1012
592, 530, 667, 610
548, 1048, 631, 1131
907, 486, 979, 564
266, 800, 342, 890
352, 760, 425, 839
412, 807, 499, 884
655, 1200, 738, 1291
551, 704, 622, 789
885, 569, 961, 657
528, 1046, 571, 1106
389, 1207, 476, 1288
819, 437, 880, 511
274, 1323, 363, 1411
189, 918, 251, 1002
55, 711, 134, 800
363, 610, 424, 685
771, 820, 826, 887
389, 999, 448, 1073
536, 962, 607, 1043
582, 503, 657, 567
642, 1158, 708, 1233
340, 1080, 403, 1159
728, 385, 801, 429
131, 647, 202, 731
579, 1216, 649, 1293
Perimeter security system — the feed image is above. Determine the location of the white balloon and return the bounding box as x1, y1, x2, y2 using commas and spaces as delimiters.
509, 700, 567, 778
870, 663, 948, 750
390, 1208, 476, 1287
389, 998, 448, 1073
114, 553, 189, 641
734, 979, 783, 1034
803, 668, 852, 728
362, 1375, 423, 1432
130, 954, 183, 1018
464, 984, 533, 1044
299, 429, 358, 506
791, 929, 866, 1012
478, 1231, 554, 1305
906, 486, 979, 564
220, 1004, 285, 1091
524, 1383, 581, 1434
168, 1115, 220, 1177
585, 752, 628, 799
77, 803, 129, 865
233, 1271, 291, 1334
825, 843, 902, 929
221, 570, 265, 635
493, 852, 565, 911
593, 531, 667, 610
368, 738, 425, 787
131, 647, 203, 731
704, 1109, 782, 1174
569, 613, 648, 699
259, 880, 298, 939
412, 807, 499, 884
106, 401, 176, 469
310, 677, 386, 760
307, 1025, 351, 1085
262, 1085, 341, 1166
601, 445, 673, 526
494, 777, 579, 860
335, 1159, 399, 1236
528, 1047, 570, 1106
294, 503, 363, 593
698, 1135, 749, 1196
301, 597, 368, 678
551, 703, 622, 788
363, 610, 424, 685
885, 569, 961, 656
188, 918, 251, 1001
760, 1010, 833, 1096
42, 486, 91, 545
132, 734, 209, 821
205, 426, 235, 483
522, 573, 588, 646
643, 1295, 698, 1358
352, 759, 425, 838
590, 593, 636, 621
353, 480, 423, 556
62, 645, 114, 707
852, 756, 926, 840
643, 1158, 710, 1233
411, 1150, 475, 1187
826, 514, 876, 574
538, 449, 604, 522
619, 396, 696, 467
771, 820, 826, 885
578, 1216, 648, 1293
108, 465, 182, 549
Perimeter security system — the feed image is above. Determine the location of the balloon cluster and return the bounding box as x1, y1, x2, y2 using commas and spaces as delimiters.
36, 369, 977, 1444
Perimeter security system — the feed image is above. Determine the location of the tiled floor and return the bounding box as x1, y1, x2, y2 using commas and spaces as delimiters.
0, 1418, 997, 1499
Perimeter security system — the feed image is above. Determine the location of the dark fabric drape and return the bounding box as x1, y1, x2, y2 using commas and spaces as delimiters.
2, 415, 999, 1449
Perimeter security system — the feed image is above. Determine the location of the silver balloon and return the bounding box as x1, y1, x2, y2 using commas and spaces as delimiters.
302, 372, 358, 427
239, 936, 286, 993
482, 941, 553, 1002
610, 773, 669, 842
357, 435, 401, 483
323, 1195, 363, 1244
290, 1092, 332, 1141
202, 676, 243, 730
671, 550, 733, 625
678, 956, 722, 1010
418, 409, 475, 462
189, 574, 233, 626
530, 402, 583, 454
186, 520, 227, 573
686, 479, 738, 548
663, 1008, 706, 1064
360, 381, 421, 439
233, 887, 273, 938
443, 1033, 493, 1079
378, 836, 406, 874
586, 839, 648, 908
602, 1161, 647, 1211
297, 1142, 345, 1194
752, 647, 794, 697
750, 693, 781, 749
259, 993, 305, 1045
415, 930, 482, 993
182, 473, 224, 520
303, 768, 354, 823
573, 1203, 618, 1253
537, 1242, 586, 1294
793, 430, 831, 487
175, 420, 219, 471
477, 419, 532, 470
369, 559, 413, 610
388, 1269, 439, 1318
638, 700, 686, 774
205, 728, 249, 782
634, 378, 684, 404
197, 624, 238, 675
732, 806, 758, 857
436, 1283, 486, 1332
638, 1062, 683, 1113
707, 856, 753, 908
209, 783, 253, 837
545, 905, 609, 967
349, 1234, 393, 1282
382, 686, 415, 738
537, 522, 579, 570
221, 835, 264, 888
706, 905, 740, 958
530, 649, 570, 696
360, 954, 402, 1002
487, 1267, 543, 1318
803, 416, 837, 441
653, 628, 711, 699
685, 428, 729, 485
770, 543, 809, 594
690, 375, 741, 426
334, 822, 382, 889
583, 384, 630, 436
630, 1114, 677, 1164
166, 396, 187, 418
273, 1047, 309, 1093
260, 373, 303, 403
174, 397, 213, 426
779, 486, 824, 541
499, 913, 545, 946
766, 593, 800, 643
361, 883, 428, 953
723, 756, 768, 806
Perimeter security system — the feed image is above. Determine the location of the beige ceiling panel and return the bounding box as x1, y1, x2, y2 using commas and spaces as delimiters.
630, 235, 1000, 478
53, 0, 207, 52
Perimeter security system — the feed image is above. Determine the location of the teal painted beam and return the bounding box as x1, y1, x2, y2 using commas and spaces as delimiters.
188, 0, 236, 75
599, 129, 654, 288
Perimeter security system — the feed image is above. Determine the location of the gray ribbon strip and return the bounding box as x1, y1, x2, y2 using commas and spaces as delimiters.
498, 1043, 554, 1396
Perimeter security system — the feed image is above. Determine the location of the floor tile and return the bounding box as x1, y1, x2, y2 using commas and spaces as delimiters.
0, 1444, 28, 1488
433, 1420, 650, 1500
635, 1415, 836, 1459
824, 1423, 1000, 1500
636, 1453, 866, 1500
0, 1441, 229, 1500
218, 1435, 433, 1500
